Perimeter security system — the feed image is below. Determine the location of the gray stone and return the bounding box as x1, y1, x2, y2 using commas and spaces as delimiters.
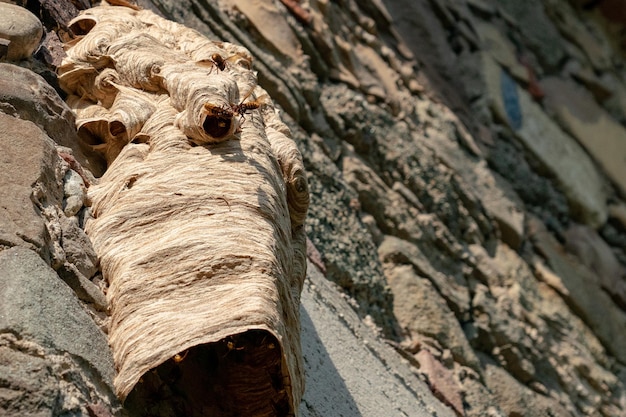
497, 0, 567, 70
59, 213, 98, 279
0, 3, 42, 61
483, 55, 609, 228
0, 246, 114, 389
57, 263, 107, 311
485, 130, 572, 229
342, 150, 426, 241
467, 0, 496, 16
494, 345, 535, 383
40, 206, 65, 270
530, 218, 626, 363
62, 169, 86, 217
0, 63, 100, 175
609, 201, 626, 230
475, 21, 528, 83
300, 129, 397, 336
479, 352, 575, 417
0, 113, 58, 256
569, 63, 613, 102
299, 260, 457, 417
476, 169, 524, 250
231, 0, 302, 64
380, 0, 476, 117
564, 223, 626, 308
0, 331, 120, 417
0, 341, 59, 417
426, 113, 524, 250
378, 235, 471, 325
541, 76, 626, 198
544, 0, 613, 71
379, 236, 479, 374
320, 84, 493, 302
599, 72, 626, 123
468, 240, 622, 413
456, 373, 506, 417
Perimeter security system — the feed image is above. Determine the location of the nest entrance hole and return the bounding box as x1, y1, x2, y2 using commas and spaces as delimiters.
124, 329, 292, 417
202, 113, 234, 140
69, 17, 97, 36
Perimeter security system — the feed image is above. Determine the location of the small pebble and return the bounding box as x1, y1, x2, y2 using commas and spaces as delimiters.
63, 169, 86, 217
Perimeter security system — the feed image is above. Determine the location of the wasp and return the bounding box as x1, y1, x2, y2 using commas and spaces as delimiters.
196, 53, 227, 73
210, 53, 226, 71
197, 53, 251, 72
220, 335, 246, 358
225, 340, 244, 352
201, 102, 237, 139
172, 350, 189, 363
232, 87, 268, 123
201, 87, 267, 139
234, 98, 264, 120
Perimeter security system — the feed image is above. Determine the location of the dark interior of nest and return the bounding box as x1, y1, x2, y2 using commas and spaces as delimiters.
124, 330, 293, 417
202, 112, 234, 140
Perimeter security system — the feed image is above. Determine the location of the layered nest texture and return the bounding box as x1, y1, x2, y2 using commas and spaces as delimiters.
58, 2, 309, 416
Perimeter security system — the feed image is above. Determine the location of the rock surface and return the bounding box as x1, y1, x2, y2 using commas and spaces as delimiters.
0, 3, 42, 60
300, 261, 456, 417
541, 76, 626, 197
0, 246, 118, 416
0, 63, 95, 173
1, 0, 626, 416
0, 112, 54, 255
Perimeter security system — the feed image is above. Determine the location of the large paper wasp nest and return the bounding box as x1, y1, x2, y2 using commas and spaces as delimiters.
58, 2, 309, 416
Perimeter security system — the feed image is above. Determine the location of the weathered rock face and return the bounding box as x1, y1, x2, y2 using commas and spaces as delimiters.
0, 112, 55, 256
2, 0, 626, 417
0, 63, 96, 173
0, 3, 42, 60
0, 61, 116, 417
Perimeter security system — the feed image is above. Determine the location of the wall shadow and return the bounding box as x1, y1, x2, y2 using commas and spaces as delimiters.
298, 306, 362, 417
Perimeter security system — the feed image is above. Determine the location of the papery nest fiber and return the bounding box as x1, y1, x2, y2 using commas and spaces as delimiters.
58, 2, 309, 416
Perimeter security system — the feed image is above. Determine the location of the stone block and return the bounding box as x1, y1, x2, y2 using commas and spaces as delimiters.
483, 55, 608, 227
531, 219, 626, 363
541, 76, 626, 199
563, 223, 626, 309
379, 236, 480, 374
0, 246, 114, 388
0, 63, 97, 174
0, 3, 42, 60
475, 21, 528, 83
497, 0, 567, 70
0, 113, 58, 255
299, 260, 457, 417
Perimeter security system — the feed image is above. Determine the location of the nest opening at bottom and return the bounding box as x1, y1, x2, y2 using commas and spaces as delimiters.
124, 330, 293, 417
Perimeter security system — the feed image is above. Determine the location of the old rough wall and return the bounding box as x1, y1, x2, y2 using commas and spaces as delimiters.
1, 0, 626, 416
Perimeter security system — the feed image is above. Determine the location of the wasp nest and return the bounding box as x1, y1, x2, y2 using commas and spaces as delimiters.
59, 2, 309, 416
